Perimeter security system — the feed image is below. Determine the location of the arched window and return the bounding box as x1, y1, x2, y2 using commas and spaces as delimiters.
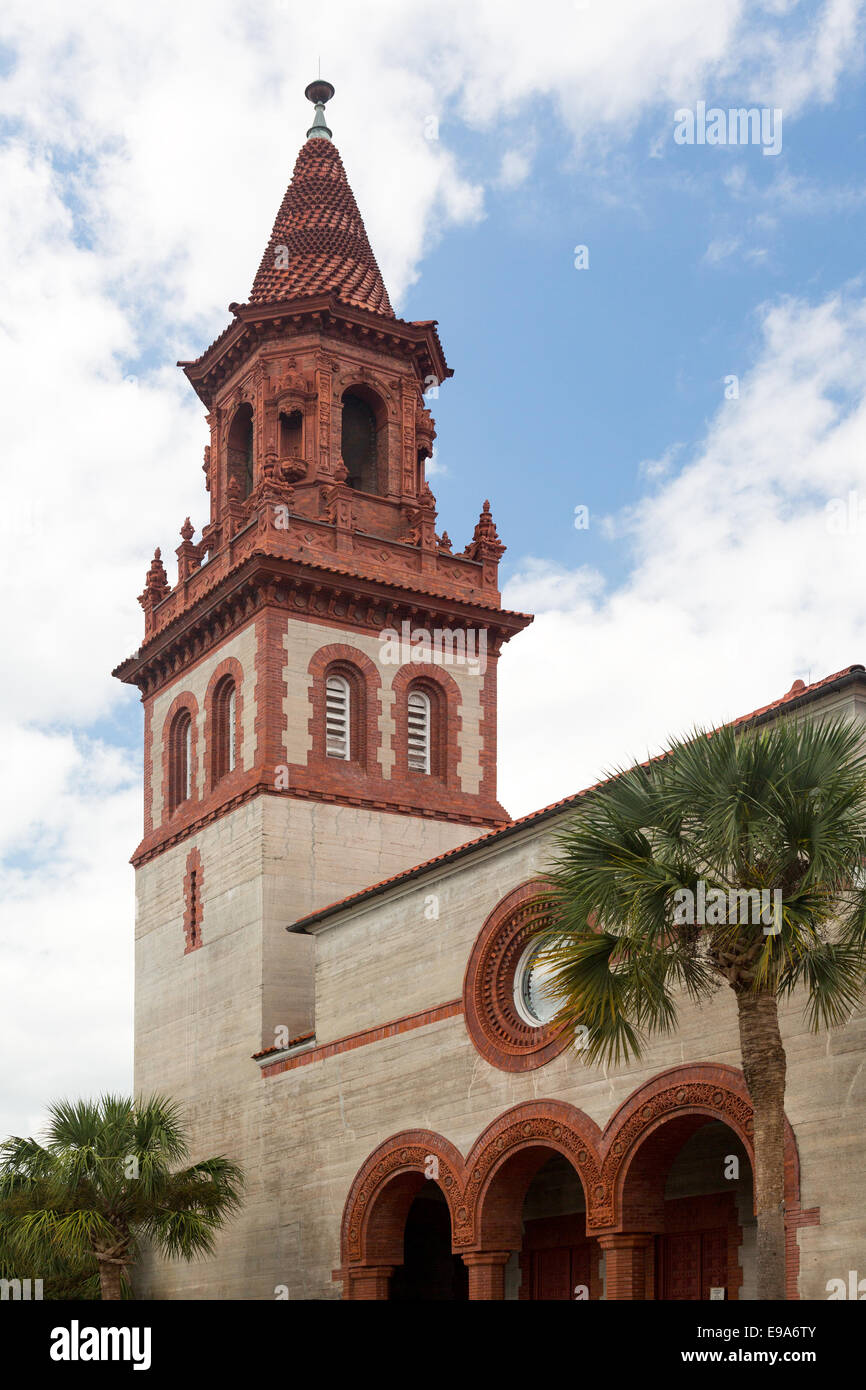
326, 674, 351, 760
340, 390, 380, 493
227, 403, 254, 498
212, 676, 237, 785
407, 689, 431, 774
169, 709, 193, 813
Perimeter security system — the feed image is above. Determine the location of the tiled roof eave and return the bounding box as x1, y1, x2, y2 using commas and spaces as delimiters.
179, 295, 451, 399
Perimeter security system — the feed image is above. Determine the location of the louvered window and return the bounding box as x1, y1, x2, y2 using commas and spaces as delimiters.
184, 718, 192, 799
326, 675, 350, 760
407, 690, 431, 773
227, 687, 236, 772
211, 677, 237, 786
169, 708, 193, 812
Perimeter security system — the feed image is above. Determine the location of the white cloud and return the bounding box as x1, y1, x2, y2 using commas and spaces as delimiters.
425, 450, 448, 478
704, 235, 743, 264
638, 443, 683, 480
0, 732, 138, 1138
496, 148, 533, 189
500, 290, 866, 816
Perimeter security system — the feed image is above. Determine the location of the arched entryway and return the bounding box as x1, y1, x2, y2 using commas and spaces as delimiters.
593, 1064, 809, 1301
339, 1068, 814, 1299
339, 1130, 467, 1301
455, 1100, 604, 1300
615, 1113, 753, 1300
389, 1184, 468, 1301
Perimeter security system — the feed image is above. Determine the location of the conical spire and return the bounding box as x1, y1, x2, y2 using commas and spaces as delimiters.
248, 80, 394, 316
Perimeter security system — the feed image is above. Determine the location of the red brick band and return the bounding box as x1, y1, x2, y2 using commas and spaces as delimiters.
260, 1000, 462, 1078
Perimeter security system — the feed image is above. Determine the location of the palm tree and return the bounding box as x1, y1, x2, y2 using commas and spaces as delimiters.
0, 1094, 244, 1299
541, 715, 866, 1300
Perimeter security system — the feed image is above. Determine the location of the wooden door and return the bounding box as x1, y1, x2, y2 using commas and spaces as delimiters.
657, 1228, 728, 1301
529, 1243, 594, 1300
700, 1227, 729, 1300
532, 1247, 572, 1300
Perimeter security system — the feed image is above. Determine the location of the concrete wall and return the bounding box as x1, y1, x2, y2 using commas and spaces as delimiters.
133, 793, 479, 1298
134, 682, 866, 1299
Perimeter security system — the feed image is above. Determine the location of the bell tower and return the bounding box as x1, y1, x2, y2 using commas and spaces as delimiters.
115, 87, 530, 1290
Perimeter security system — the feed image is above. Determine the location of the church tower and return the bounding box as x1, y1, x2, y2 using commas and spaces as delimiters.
114, 81, 529, 1290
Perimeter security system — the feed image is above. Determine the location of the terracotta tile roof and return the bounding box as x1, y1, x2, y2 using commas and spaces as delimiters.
252, 1031, 315, 1060
249, 137, 394, 316
729, 667, 862, 726
290, 663, 866, 931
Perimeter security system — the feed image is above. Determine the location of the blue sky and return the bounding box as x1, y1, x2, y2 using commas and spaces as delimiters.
414, 95, 866, 586
1, 0, 866, 1135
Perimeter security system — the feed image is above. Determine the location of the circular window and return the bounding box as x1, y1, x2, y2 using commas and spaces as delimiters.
462, 881, 571, 1072
513, 937, 559, 1026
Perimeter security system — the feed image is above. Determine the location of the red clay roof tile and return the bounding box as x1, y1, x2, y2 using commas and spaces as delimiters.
249, 138, 394, 316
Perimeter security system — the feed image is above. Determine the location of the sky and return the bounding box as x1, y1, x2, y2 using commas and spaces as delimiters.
1, 0, 865, 1137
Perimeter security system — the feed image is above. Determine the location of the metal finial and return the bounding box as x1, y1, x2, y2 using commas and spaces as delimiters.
305, 79, 334, 141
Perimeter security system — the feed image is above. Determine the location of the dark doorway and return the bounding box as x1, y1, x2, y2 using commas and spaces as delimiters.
388, 1185, 468, 1301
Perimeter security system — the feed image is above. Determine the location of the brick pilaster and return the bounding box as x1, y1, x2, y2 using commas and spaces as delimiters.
598, 1233, 654, 1300
463, 1250, 511, 1300
346, 1265, 394, 1300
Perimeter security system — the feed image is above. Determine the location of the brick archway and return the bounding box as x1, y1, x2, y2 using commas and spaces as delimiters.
339, 1130, 468, 1298
465, 1101, 603, 1252
594, 1063, 800, 1232
338, 1066, 816, 1299
593, 1064, 814, 1300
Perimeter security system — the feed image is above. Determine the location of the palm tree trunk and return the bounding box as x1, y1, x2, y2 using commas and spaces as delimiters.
97, 1259, 124, 1300
735, 988, 787, 1300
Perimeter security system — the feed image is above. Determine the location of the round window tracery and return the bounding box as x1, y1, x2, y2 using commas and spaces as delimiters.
462, 881, 570, 1072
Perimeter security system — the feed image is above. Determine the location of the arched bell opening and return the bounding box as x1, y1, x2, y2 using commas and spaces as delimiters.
226, 402, 254, 499
340, 385, 387, 494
